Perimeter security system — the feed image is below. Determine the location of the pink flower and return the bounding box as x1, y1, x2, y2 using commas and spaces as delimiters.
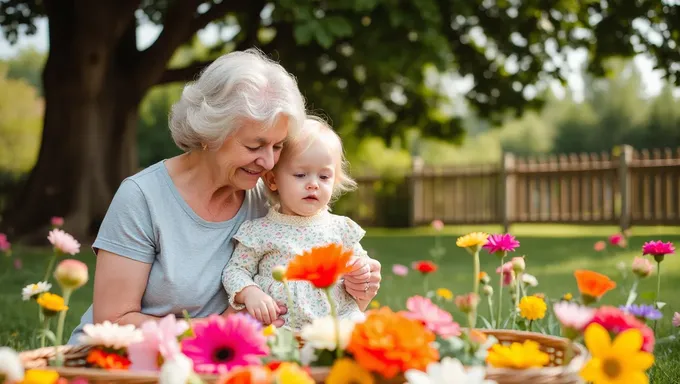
673, 312, 680, 328
400, 296, 461, 338
496, 261, 514, 286
587, 306, 655, 352
631, 257, 654, 278
454, 293, 480, 314
51, 217, 64, 227
392, 264, 409, 277
431, 219, 444, 231
128, 314, 190, 371
47, 229, 81, 255
593, 241, 606, 252
180, 314, 268, 374
609, 233, 625, 247
0, 233, 10, 252
483, 234, 520, 255
553, 302, 595, 331
642, 240, 675, 257
54, 259, 89, 290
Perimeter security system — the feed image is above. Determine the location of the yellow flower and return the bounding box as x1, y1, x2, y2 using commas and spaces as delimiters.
20, 369, 60, 384
36, 293, 68, 315
519, 295, 547, 321
436, 288, 453, 301
326, 358, 375, 384
273, 362, 315, 384
456, 232, 489, 253
369, 301, 380, 309
580, 323, 654, 384
262, 324, 276, 337
486, 340, 550, 369
563, 293, 573, 301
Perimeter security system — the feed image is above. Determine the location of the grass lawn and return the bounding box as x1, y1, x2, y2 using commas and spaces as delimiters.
1, 223, 680, 382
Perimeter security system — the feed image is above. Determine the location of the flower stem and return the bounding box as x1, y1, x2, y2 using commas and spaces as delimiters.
625, 277, 639, 307
40, 316, 49, 349
424, 275, 429, 295
496, 254, 506, 328
37, 306, 45, 348
473, 250, 480, 296
654, 261, 662, 334
486, 296, 494, 327
43, 251, 59, 283
324, 288, 343, 360
55, 289, 72, 347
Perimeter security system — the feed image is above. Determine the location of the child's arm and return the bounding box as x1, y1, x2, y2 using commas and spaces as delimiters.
222, 242, 279, 324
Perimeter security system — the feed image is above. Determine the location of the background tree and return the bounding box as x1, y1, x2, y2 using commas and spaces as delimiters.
1, 0, 679, 240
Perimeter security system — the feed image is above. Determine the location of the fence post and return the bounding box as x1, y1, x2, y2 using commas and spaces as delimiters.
500, 152, 515, 233
618, 145, 634, 232
409, 156, 424, 227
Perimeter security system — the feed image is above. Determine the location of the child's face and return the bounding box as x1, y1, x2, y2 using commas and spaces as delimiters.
268, 135, 340, 216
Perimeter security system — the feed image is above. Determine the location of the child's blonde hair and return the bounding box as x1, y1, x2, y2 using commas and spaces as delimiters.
264, 115, 357, 206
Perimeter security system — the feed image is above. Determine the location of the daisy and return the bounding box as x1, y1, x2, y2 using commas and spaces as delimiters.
21, 282, 52, 301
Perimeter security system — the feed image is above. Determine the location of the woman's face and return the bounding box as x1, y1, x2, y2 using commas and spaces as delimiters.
214, 116, 290, 191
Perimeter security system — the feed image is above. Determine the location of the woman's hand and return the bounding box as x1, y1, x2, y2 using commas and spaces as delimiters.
343, 257, 381, 306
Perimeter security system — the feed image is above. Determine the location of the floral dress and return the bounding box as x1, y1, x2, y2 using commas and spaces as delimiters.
222, 207, 368, 330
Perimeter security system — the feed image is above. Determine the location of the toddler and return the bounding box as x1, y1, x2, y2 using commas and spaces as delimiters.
222, 116, 368, 330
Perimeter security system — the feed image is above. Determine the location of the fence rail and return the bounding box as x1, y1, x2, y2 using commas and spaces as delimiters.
342, 145, 680, 230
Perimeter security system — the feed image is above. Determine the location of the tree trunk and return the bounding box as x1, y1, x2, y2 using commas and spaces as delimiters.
1, 2, 141, 243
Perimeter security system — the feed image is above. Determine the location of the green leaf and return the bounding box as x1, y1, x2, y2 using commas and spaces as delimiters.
639, 291, 657, 302
293, 22, 315, 45
315, 27, 334, 49
325, 16, 353, 37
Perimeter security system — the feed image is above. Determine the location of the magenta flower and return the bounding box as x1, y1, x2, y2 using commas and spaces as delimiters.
51, 216, 64, 228
400, 296, 461, 338
642, 240, 675, 257
673, 312, 680, 328
609, 233, 626, 247
180, 314, 268, 374
128, 314, 189, 371
392, 264, 409, 277
483, 234, 520, 256
495, 261, 514, 286
0, 233, 10, 253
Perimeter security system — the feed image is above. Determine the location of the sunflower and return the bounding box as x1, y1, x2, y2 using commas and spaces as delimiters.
580, 323, 654, 384
326, 358, 375, 384
285, 243, 354, 289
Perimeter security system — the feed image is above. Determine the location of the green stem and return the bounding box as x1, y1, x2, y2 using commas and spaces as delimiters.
473, 250, 480, 295
40, 315, 49, 348
654, 261, 662, 334
625, 278, 639, 307
424, 275, 429, 295
324, 288, 343, 360
283, 281, 295, 331
43, 251, 59, 282
529, 320, 533, 332
486, 296, 494, 328
496, 254, 506, 329
55, 289, 72, 347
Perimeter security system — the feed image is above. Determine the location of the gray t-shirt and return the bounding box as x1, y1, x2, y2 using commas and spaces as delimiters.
67, 160, 269, 344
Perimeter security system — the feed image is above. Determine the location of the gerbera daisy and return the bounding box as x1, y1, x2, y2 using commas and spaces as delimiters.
483, 233, 519, 256
456, 232, 489, 253
285, 243, 354, 289
181, 314, 269, 374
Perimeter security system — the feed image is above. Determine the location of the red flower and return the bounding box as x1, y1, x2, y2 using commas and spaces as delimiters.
413, 261, 438, 274
587, 306, 655, 352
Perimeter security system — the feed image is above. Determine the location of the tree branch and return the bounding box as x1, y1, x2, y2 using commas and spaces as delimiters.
156, 59, 214, 85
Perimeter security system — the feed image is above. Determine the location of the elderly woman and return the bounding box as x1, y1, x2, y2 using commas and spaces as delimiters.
67, 49, 382, 344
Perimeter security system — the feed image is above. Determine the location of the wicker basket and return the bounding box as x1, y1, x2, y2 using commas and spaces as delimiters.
19, 329, 586, 384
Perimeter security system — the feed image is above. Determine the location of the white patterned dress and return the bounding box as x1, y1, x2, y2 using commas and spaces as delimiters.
222, 207, 368, 330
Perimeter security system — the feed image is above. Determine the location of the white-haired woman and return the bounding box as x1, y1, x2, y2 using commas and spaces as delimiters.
67, 49, 382, 343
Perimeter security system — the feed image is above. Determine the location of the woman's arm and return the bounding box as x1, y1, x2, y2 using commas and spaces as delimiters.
92, 250, 161, 326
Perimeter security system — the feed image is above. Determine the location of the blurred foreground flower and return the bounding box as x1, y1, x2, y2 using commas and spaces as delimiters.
405, 357, 497, 384
285, 243, 353, 289
486, 340, 549, 369
0, 347, 24, 383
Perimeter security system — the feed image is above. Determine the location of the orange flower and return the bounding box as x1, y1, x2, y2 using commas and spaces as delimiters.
347, 307, 439, 379
86, 348, 131, 370
285, 243, 354, 289
216, 366, 271, 384
574, 270, 616, 304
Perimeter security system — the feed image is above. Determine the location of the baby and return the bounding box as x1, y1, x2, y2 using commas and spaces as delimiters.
222, 116, 368, 330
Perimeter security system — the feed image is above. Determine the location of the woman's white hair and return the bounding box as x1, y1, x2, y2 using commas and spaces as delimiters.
169, 48, 306, 151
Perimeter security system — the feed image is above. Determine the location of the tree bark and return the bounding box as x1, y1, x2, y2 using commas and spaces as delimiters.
1, 1, 142, 243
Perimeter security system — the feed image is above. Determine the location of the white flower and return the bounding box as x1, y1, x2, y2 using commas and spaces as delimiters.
21, 282, 52, 301
47, 229, 81, 255
0, 347, 24, 383
299, 343, 318, 366
78, 321, 143, 349
521, 273, 538, 287
159, 353, 194, 384
405, 357, 496, 384
299, 316, 356, 350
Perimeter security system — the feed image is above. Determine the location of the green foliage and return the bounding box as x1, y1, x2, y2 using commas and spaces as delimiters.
2, 47, 45, 94
137, 84, 184, 167
0, 63, 43, 173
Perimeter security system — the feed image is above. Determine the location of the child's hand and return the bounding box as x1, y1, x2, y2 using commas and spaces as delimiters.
243, 286, 280, 325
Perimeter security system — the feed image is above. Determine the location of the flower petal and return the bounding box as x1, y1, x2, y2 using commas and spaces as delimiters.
623, 370, 652, 384
584, 323, 611, 356
404, 369, 431, 384
611, 328, 644, 354
579, 359, 603, 383
627, 351, 655, 371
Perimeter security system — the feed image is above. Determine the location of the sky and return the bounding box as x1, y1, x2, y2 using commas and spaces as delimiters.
0, 17, 672, 102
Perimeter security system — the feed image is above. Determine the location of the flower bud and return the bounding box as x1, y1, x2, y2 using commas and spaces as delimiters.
511, 256, 525, 273
482, 285, 493, 297
54, 259, 88, 290
478, 272, 490, 285
455, 293, 480, 314
631, 257, 653, 278
272, 265, 287, 282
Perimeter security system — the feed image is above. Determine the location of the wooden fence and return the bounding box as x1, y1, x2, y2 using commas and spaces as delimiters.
341, 145, 680, 231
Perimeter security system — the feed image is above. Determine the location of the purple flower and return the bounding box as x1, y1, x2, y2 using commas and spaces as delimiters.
483, 234, 520, 256
619, 304, 663, 321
